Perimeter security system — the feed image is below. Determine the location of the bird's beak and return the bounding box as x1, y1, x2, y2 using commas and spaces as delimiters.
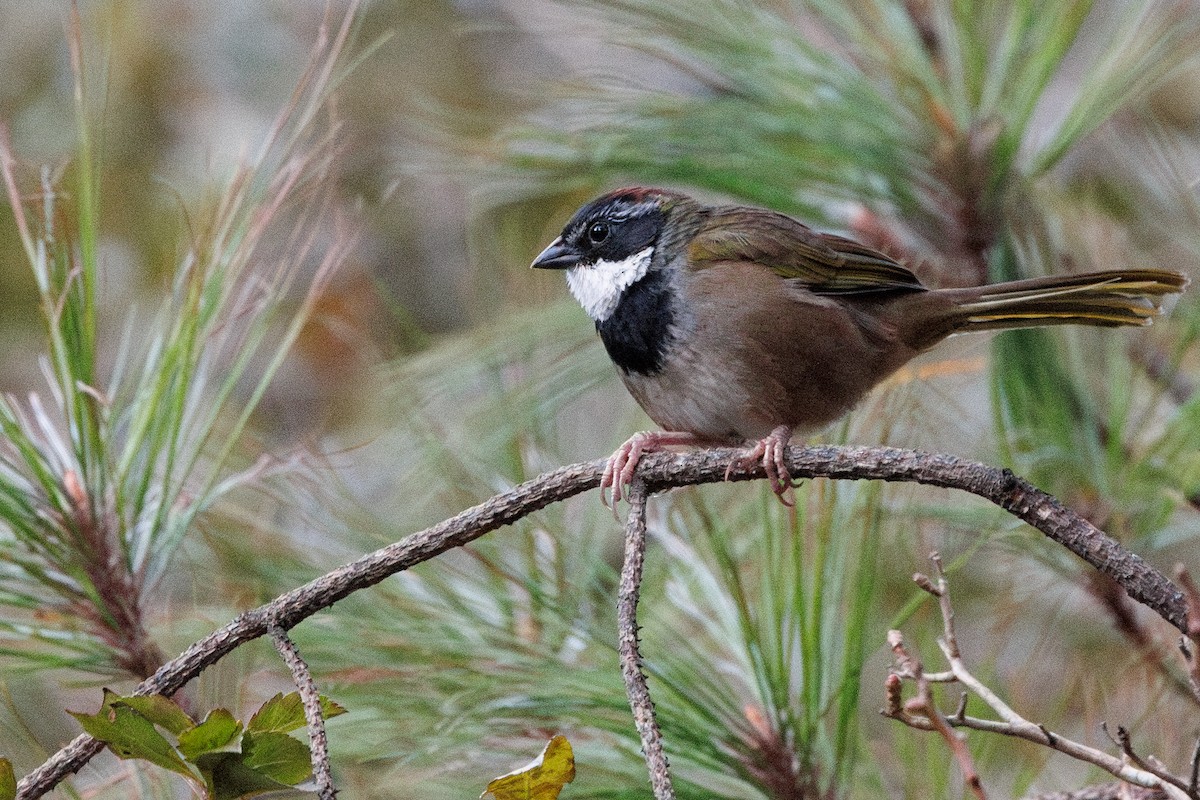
530, 237, 580, 270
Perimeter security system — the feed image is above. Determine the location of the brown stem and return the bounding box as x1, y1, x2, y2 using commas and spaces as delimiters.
63, 470, 165, 679
617, 479, 674, 800
269, 624, 335, 800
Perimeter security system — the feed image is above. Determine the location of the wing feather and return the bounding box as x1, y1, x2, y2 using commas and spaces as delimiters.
687, 207, 926, 294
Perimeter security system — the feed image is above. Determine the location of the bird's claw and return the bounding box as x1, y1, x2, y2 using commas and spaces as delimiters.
726, 426, 797, 505
601, 432, 653, 510
600, 431, 704, 511
600, 428, 796, 510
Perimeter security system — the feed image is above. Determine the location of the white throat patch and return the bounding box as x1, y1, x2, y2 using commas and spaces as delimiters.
565, 247, 654, 322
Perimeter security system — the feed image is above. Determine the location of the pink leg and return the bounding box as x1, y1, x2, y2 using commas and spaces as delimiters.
725, 425, 796, 505
602, 430, 707, 506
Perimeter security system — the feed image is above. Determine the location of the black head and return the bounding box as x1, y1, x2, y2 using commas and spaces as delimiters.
530, 187, 683, 271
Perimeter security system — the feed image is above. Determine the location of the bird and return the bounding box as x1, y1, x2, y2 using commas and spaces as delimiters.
531, 187, 1188, 504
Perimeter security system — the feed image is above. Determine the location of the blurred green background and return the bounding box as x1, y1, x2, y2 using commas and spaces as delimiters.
1, 1, 1200, 798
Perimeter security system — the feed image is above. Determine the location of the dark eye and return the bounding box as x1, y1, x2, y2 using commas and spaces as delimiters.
587, 221, 610, 245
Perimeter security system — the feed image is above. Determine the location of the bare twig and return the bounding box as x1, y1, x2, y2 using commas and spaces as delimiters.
269, 624, 335, 800
617, 479, 674, 800
1173, 565, 1200, 705
929, 553, 961, 661
887, 556, 1193, 800
1104, 724, 1192, 797
14, 445, 1192, 798
885, 629, 987, 799
1030, 786, 1169, 800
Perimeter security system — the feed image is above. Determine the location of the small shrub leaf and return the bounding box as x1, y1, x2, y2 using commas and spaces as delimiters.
195, 752, 293, 800
483, 735, 575, 800
246, 693, 303, 734
68, 697, 194, 778
240, 731, 313, 785
178, 709, 243, 759
114, 694, 195, 736
0, 757, 16, 800
246, 691, 344, 735
320, 695, 347, 721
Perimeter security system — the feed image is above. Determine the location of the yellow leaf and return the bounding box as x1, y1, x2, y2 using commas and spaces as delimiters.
483, 735, 575, 800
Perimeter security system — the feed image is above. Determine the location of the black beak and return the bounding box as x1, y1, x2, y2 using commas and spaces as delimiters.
530, 237, 581, 270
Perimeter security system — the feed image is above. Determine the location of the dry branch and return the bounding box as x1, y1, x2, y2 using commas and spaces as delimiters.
886, 556, 1194, 800
269, 624, 336, 800
617, 478, 675, 800
14, 445, 1191, 799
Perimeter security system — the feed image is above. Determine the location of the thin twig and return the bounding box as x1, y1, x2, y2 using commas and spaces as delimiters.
617, 479, 674, 800
1030, 785, 1173, 800
930, 553, 962, 661
885, 629, 987, 799
1108, 725, 1192, 798
888, 557, 1193, 800
14, 445, 1192, 798
268, 624, 335, 800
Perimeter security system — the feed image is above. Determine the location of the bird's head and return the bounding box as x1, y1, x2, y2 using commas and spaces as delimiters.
531, 187, 690, 322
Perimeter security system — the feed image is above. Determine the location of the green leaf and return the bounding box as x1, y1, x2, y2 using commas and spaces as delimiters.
246, 691, 344, 734
241, 731, 312, 785
115, 694, 195, 736
178, 709, 243, 760
0, 757, 16, 800
246, 692, 304, 734
195, 752, 294, 800
320, 695, 347, 721
69, 692, 195, 778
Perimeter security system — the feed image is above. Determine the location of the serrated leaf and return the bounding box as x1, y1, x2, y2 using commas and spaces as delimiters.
69, 697, 195, 778
0, 757, 16, 800
483, 735, 575, 800
320, 695, 347, 721
114, 694, 195, 736
241, 731, 312, 785
246, 693, 303, 734
178, 709, 243, 760
195, 752, 293, 800
246, 692, 344, 734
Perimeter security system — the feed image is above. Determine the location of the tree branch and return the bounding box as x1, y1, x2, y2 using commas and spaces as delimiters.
269, 624, 335, 800
617, 478, 674, 800
15, 445, 1191, 798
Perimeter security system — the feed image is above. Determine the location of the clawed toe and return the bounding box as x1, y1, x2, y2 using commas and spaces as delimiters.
727, 425, 797, 505
762, 436, 798, 505
600, 458, 618, 508
601, 435, 640, 508
725, 444, 764, 482
600, 430, 704, 508
600, 427, 798, 509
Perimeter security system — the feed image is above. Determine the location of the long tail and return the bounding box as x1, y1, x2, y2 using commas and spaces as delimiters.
945, 269, 1188, 332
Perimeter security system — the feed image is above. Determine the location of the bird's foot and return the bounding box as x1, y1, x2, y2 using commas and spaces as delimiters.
602, 430, 705, 507
725, 425, 797, 505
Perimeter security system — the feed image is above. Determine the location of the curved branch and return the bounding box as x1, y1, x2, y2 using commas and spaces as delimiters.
15, 445, 1189, 798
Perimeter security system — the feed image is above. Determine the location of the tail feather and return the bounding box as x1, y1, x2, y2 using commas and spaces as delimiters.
949, 269, 1188, 332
